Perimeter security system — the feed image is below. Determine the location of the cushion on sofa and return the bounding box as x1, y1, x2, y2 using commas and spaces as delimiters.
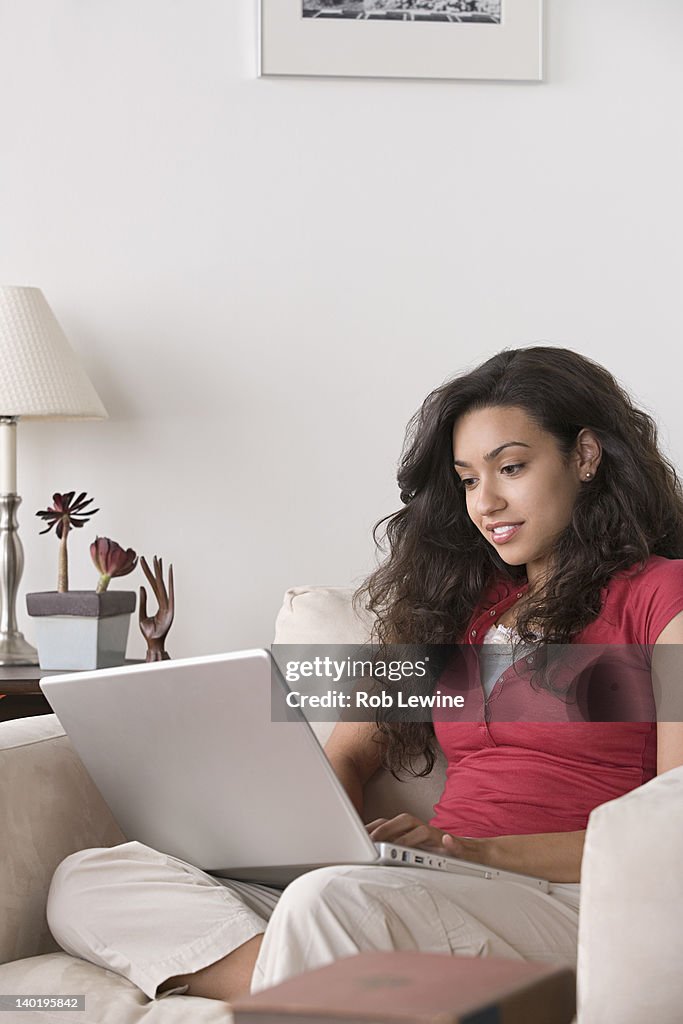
577, 763, 683, 1024
0, 952, 233, 1023
0, 715, 125, 966
273, 586, 375, 647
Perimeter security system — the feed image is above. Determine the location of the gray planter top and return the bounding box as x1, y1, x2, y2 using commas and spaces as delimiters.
26, 591, 136, 618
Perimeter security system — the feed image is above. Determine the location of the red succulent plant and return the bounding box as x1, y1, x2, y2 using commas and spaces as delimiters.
90, 537, 138, 593
36, 491, 99, 592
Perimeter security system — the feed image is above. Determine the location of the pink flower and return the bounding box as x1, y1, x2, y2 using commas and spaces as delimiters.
90, 537, 138, 593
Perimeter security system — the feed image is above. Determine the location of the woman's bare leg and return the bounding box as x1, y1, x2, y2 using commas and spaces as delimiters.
158, 933, 264, 1001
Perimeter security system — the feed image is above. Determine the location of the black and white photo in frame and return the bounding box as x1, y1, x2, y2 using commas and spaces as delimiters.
260, 0, 541, 80
302, 1, 502, 23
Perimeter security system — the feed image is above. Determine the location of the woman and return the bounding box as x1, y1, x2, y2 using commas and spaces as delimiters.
47, 346, 683, 1004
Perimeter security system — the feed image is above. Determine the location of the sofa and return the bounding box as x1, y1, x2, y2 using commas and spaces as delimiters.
1, 586, 682, 1024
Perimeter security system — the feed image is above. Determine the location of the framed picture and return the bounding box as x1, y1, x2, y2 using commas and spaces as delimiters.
259, 0, 543, 82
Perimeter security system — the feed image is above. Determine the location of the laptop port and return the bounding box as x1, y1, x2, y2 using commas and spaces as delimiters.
414, 855, 424, 864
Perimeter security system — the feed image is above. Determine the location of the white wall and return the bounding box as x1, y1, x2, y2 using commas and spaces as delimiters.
0, 0, 681, 659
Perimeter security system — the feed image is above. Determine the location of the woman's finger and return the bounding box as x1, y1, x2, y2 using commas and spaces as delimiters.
368, 815, 424, 844
368, 821, 404, 842
365, 818, 388, 833
392, 825, 441, 849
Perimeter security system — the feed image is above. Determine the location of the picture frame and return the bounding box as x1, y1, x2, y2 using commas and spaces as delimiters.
259, 0, 543, 82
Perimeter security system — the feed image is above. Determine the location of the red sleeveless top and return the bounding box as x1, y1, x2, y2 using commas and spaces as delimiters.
430, 556, 683, 837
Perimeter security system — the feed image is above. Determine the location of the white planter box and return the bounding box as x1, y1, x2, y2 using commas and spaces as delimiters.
26, 591, 136, 671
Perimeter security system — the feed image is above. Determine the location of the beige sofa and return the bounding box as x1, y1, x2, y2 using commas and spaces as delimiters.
1, 587, 682, 1024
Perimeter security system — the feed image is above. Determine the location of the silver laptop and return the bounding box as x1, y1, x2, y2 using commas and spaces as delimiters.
40, 650, 549, 892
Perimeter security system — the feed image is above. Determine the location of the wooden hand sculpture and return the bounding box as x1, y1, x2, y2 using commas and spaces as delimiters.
138, 555, 174, 662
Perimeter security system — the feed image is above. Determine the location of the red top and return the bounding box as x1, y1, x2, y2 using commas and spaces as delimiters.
430, 556, 683, 837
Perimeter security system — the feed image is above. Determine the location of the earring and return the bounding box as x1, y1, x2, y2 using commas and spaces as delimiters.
585, 472, 592, 480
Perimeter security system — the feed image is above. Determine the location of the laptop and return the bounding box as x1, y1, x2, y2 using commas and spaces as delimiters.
40, 649, 549, 892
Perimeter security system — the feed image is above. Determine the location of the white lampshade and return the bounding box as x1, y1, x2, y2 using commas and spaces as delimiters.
0, 286, 107, 419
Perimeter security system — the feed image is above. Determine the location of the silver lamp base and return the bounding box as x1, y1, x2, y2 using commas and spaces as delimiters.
0, 493, 39, 666
0, 631, 39, 666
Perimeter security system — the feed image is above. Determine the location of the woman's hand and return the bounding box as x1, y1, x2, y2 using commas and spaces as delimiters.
364, 814, 484, 858
366, 814, 490, 862
367, 816, 585, 881
366, 814, 447, 850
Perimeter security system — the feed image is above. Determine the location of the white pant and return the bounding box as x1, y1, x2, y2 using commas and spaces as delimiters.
47, 842, 580, 1000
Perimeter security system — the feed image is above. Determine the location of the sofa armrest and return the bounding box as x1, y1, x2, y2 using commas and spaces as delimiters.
0, 714, 125, 965
577, 764, 683, 1024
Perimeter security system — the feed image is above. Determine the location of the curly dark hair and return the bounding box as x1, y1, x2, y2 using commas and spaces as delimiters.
355, 346, 683, 778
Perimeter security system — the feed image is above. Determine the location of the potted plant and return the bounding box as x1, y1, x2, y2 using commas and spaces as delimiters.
26, 491, 138, 670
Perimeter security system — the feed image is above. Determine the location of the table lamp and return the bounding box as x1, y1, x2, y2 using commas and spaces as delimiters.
0, 286, 107, 666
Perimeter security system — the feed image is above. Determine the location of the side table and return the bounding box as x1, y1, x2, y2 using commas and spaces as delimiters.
0, 663, 143, 722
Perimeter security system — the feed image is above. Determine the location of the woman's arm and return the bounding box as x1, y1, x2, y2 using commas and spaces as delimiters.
442, 831, 585, 884
324, 720, 387, 816
652, 609, 683, 774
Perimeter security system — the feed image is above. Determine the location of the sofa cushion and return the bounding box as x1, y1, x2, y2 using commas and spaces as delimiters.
273, 586, 375, 646
0, 953, 233, 1023
0, 715, 125, 965
577, 763, 683, 1024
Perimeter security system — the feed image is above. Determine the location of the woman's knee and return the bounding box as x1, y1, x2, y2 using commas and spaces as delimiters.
254, 865, 444, 992
253, 867, 369, 990
47, 841, 160, 955
271, 865, 389, 930
267, 865, 471, 958
276, 866, 356, 912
